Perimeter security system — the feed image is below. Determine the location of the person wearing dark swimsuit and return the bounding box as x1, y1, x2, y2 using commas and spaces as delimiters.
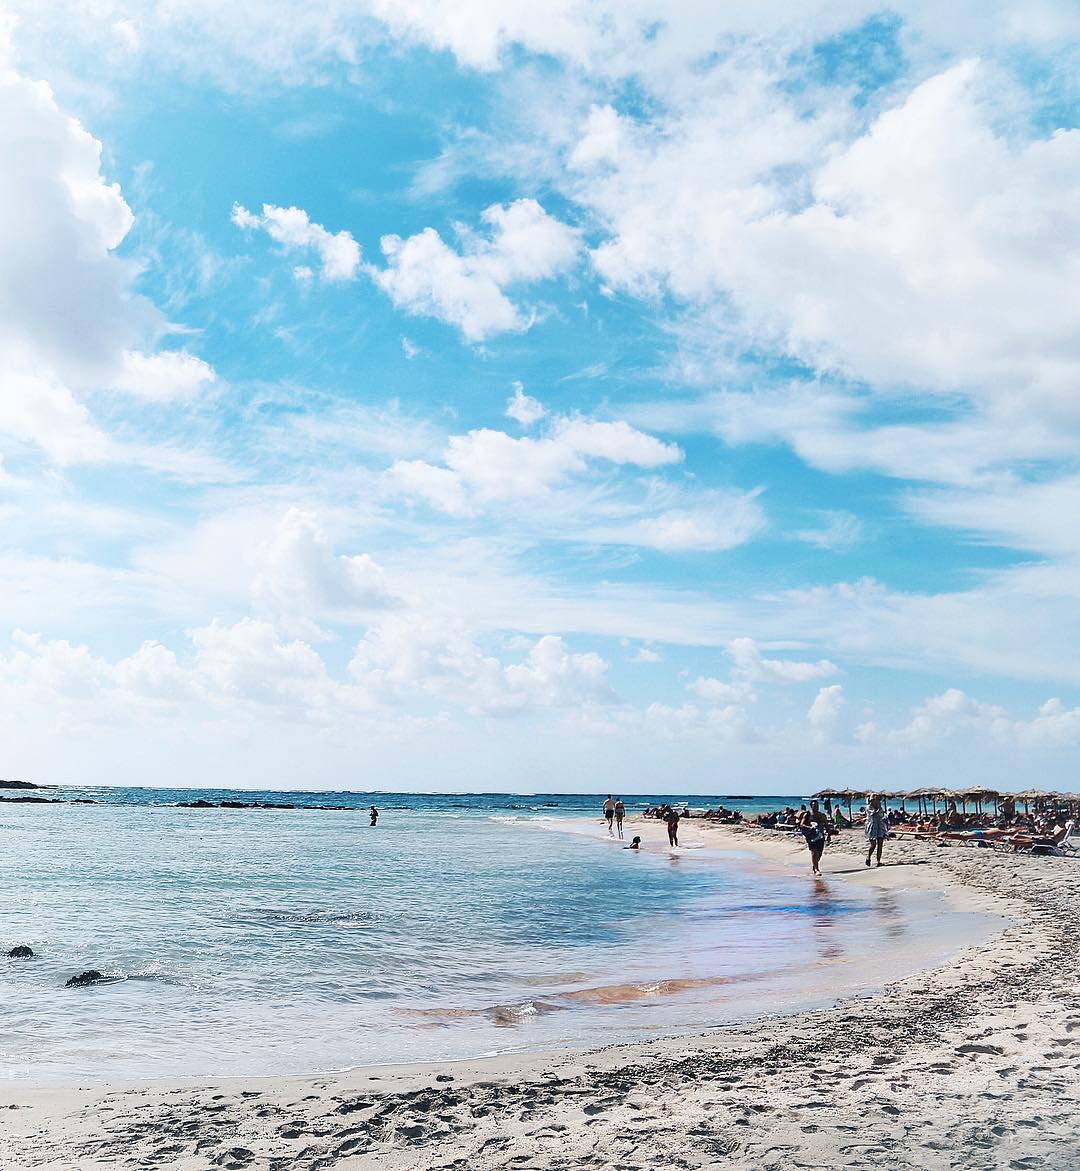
798, 800, 830, 875
665, 806, 680, 847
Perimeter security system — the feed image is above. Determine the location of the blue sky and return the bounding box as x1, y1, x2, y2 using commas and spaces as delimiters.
2, 2, 1080, 792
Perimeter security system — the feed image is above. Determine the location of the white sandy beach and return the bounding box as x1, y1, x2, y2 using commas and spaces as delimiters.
3, 817, 1078, 1171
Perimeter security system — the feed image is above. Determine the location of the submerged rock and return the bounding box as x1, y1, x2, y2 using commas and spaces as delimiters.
7, 945, 33, 958
66, 969, 107, 988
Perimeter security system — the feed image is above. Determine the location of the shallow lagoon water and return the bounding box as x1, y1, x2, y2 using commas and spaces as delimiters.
0, 793, 995, 1079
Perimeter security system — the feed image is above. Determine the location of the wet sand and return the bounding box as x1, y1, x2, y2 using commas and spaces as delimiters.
3, 818, 1078, 1170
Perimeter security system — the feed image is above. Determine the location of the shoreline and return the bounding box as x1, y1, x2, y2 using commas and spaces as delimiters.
5, 819, 1079, 1168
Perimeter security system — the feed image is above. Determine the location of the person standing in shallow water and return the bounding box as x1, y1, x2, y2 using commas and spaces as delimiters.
665, 806, 680, 848
369, 805, 379, 827
603, 795, 615, 835
798, 799, 830, 876
614, 797, 626, 839
865, 796, 887, 867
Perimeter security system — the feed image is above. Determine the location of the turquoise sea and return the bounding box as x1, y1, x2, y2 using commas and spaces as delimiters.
0, 789, 994, 1080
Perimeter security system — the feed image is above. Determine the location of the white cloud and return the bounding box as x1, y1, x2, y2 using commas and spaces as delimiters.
807, 683, 845, 742
371, 199, 580, 341
688, 676, 754, 705
882, 688, 1009, 750
793, 510, 862, 551
0, 55, 216, 469
251, 507, 399, 638
232, 202, 361, 281
113, 349, 217, 401
389, 415, 681, 514
191, 617, 335, 711
1013, 698, 1080, 749
728, 636, 840, 683
505, 381, 546, 427
348, 614, 614, 714
581, 61, 1080, 450
589, 494, 765, 553
644, 700, 752, 742
0, 367, 112, 464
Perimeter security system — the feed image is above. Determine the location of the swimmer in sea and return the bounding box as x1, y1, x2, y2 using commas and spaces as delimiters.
369, 805, 379, 827
626, 836, 641, 850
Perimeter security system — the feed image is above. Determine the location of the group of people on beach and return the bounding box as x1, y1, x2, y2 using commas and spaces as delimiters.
765, 797, 888, 875
602, 795, 667, 849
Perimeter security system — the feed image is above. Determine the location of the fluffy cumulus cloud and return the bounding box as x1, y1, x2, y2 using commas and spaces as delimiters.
728, 637, 840, 684
594, 70, 1074, 396
348, 615, 614, 715
232, 202, 361, 281
505, 382, 546, 427
0, 53, 216, 466
807, 684, 845, 742
577, 59, 1080, 500
371, 199, 580, 341
251, 508, 399, 639
0, 630, 201, 708
390, 412, 681, 515
114, 349, 217, 401
190, 618, 338, 712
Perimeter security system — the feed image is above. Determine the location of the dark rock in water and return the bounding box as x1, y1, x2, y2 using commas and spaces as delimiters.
178, 799, 216, 809
66, 969, 107, 988
0, 779, 39, 789
8, 945, 33, 958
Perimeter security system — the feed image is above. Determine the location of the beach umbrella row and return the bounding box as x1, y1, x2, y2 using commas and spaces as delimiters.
811, 786, 1080, 817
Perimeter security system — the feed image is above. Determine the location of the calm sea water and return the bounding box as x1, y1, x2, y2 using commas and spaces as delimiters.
0, 789, 993, 1080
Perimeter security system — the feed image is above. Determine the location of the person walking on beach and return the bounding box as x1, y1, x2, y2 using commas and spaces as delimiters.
799, 800, 830, 876
665, 806, 680, 848
369, 804, 379, 827
614, 797, 625, 839
865, 796, 887, 867
603, 795, 615, 835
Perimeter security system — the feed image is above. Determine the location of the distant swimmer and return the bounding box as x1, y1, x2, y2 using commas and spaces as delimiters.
369, 805, 379, 827
603, 795, 615, 835
614, 797, 626, 839
664, 806, 680, 848
626, 836, 641, 850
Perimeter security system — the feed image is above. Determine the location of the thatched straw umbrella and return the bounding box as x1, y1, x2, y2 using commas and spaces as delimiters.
1014, 788, 1052, 812
839, 787, 867, 820
956, 786, 1000, 815
909, 787, 948, 818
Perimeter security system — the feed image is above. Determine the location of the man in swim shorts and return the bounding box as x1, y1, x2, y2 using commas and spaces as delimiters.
603, 795, 615, 835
